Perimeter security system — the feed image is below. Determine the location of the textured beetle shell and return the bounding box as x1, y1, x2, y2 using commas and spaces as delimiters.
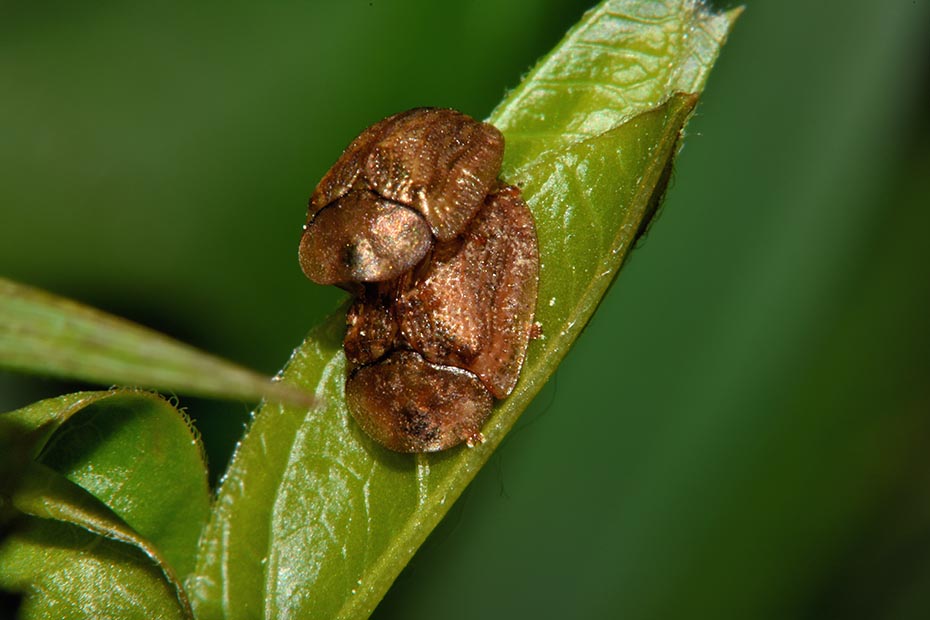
299, 108, 504, 286
345, 186, 538, 451
346, 351, 493, 453
396, 186, 538, 398
300, 108, 538, 452
299, 190, 432, 286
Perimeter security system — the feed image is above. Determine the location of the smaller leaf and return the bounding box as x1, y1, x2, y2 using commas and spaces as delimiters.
2, 392, 127, 520
0, 277, 315, 407
1, 517, 189, 620
11, 462, 194, 618
1, 390, 210, 619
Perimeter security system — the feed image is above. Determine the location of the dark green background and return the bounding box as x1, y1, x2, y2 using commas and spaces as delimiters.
2, 1, 929, 618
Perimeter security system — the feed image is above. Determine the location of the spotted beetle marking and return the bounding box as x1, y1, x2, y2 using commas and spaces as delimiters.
300, 108, 539, 452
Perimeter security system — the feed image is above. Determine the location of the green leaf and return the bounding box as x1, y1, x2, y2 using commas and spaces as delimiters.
0, 278, 316, 408
1, 519, 189, 620
0, 391, 210, 619
494, 0, 740, 173
8, 462, 195, 619
189, 1, 738, 618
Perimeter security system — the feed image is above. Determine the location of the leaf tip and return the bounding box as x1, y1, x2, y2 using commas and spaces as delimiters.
262, 380, 320, 409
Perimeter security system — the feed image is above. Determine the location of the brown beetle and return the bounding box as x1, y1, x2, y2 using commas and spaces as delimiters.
300, 109, 538, 452
299, 108, 504, 287
344, 186, 538, 451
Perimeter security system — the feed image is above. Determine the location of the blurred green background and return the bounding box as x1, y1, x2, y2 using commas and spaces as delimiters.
2, 1, 929, 618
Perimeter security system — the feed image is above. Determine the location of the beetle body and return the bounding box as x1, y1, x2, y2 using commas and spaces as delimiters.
300, 108, 538, 452
300, 108, 504, 287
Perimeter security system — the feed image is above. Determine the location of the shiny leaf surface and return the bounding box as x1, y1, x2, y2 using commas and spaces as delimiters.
0, 278, 315, 408
190, 1, 737, 619
0, 391, 210, 619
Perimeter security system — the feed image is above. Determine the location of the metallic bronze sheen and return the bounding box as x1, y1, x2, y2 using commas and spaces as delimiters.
346, 351, 493, 452
344, 186, 538, 451
301, 108, 539, 452
300, 108, 504, 286
299, 190, 432, 285
397, 186, 538, 399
